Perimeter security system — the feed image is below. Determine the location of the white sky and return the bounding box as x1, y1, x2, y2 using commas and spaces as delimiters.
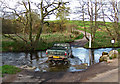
0, 0, 120, 22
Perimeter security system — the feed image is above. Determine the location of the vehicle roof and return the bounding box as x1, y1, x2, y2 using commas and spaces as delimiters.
53, 43, 70, 47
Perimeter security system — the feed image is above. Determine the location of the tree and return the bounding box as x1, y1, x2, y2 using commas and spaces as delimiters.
102, 0, 120, 42
1, 0, 69, 51
75, 0, 89, 41
87, 0, 103, 43
34, 0, 68, 49
75, 0, 103, 43
56, 0, 70, 33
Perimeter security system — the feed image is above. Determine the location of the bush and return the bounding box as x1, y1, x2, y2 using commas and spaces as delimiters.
109, 57, 112, 59
72, 30, 80, 35
117, 49, 120, 53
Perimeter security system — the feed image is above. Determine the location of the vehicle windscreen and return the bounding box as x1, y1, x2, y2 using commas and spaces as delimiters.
51, 46, 67, 50
52, 43, 70, 49
47, 51, 65, 55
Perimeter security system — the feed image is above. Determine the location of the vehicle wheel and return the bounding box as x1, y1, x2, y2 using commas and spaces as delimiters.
64, 60, 69, 65
58, 62, 61, 65
70, 54, 74, 58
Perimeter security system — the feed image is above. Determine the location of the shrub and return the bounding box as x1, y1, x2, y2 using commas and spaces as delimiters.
72, 30, 80, 35
117, 49, 120, 53
109, 57, 112, 59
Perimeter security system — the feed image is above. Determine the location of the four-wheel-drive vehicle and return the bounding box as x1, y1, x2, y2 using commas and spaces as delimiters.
46, 43, 72, 63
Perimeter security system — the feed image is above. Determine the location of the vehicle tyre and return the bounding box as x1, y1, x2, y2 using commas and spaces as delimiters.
64, 60, 69, 65
70, 54, 74, 58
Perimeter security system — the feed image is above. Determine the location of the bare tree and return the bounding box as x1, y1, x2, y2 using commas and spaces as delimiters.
75, 0, 103, 43
76, 0, 89, 41
87, 0, 103, 42
102, 0, 120, 42
34, 0, 68, 49
1, 0, 69, 51
56, 0, 70, 33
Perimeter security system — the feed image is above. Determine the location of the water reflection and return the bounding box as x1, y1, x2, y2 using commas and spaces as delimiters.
2, 47, 118, 72
89, 49, 95, 66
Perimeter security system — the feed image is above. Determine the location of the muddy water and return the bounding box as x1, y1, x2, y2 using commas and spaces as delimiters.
2, 47, 116, 72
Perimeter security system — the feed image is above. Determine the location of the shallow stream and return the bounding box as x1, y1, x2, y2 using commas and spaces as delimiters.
2, 47, 118, 72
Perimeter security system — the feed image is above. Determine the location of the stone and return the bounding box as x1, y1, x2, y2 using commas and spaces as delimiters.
35, 68, 40, 72
107, 60, 113, 63
103, 55, 108, 57
103, 56, 108, 61
36, 76, 41, 79
108, 50, 118, 58
107, 57, 110, 60
41, 79, 45, 81
102, 52, 108, 56
26, 75, 33, 78
26, 66, 36, 70
20, 65, 28, 68
99, 55, 109, 62
82, 63, 88, 66
99, 56, 104, 62
103, 55, 109, 61
20, 65, 36, 70
18, 74, 23, 77
42, 70, 47, 73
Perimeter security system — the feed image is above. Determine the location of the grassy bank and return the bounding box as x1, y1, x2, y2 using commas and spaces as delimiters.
3, 20, 120, 51
69, 20, 120, 48
0, 65, 21, 77
118, 49, 120, 53
2, 32, 83, 52
75, 33, 84, 40
84, 31, 120, 48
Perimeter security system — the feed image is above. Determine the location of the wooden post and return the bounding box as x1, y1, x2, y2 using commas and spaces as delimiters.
89, 35, 92, 48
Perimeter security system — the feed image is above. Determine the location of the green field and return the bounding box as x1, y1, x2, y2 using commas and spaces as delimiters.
69, 20, 120, 48
2, 20, 120, 51
2, 32, 83, 52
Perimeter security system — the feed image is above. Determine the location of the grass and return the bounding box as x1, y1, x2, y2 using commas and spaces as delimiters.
75, 33, 84, 40
118, 49, 120, 53
2, 20, 119, 50
2, 32, 84, 52
0, 65, 21, 77
84, 31, 120, 48
69, 20, 120, 48
2, 41, 27, 52
2, 37, 74, 52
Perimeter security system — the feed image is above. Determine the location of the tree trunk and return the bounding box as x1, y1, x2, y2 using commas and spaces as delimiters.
28, 1, 33, 50
93, 0, 97, 43
34, 0, 44, 49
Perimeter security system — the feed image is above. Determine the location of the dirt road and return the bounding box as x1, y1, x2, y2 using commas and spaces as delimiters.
84, 58, 119, 82
70, 30, 91, 47
85, 68, 118, 82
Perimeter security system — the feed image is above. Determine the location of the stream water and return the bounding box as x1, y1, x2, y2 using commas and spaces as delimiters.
2, 47, 119, 72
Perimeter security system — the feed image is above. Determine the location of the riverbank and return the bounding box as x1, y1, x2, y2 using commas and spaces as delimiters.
2, 32, 84, 52
2, 56, 119, 83
70, 20, 120, 48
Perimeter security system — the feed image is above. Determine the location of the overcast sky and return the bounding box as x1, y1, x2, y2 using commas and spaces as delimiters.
0, 0, 120, 22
